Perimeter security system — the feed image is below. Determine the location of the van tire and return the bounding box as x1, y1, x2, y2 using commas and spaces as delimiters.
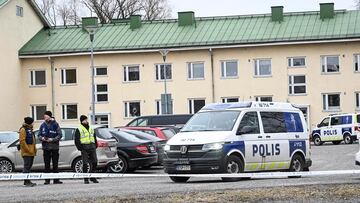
343, 134, 353, 144
221, 155, 244, 182
313, 135, 323, 146
288, 154, 305, 178
169, 176, 190, 183
332, 141, 342, 145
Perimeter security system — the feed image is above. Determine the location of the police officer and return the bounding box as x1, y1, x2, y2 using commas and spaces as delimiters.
38, 111, 63, 185
74, 115, 99, 184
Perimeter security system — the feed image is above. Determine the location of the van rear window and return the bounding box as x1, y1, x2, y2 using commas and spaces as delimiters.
260, 112, 304, 133
357, 115, 360, 123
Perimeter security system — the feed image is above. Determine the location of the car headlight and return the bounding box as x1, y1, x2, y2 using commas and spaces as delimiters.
164, 144, 170, 151
202, 142, 224, 151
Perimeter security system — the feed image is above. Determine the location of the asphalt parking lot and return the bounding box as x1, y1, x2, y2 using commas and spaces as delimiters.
0, 143, 359, 202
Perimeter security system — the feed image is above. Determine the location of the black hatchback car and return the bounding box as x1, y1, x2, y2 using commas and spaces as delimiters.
101, 129, 158, 173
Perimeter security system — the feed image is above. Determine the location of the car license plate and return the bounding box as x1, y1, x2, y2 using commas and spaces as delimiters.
176, 165, 191, 171
150, 146, 155, 152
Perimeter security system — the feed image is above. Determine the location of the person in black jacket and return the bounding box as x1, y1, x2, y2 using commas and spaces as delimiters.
74, 115, 99, 184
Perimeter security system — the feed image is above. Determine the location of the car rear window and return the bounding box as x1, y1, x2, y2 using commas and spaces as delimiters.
96, 128, 115, 139
161, 129, 175, 139
139, 130, 157, 137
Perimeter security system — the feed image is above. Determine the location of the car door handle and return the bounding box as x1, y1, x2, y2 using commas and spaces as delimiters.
266, 136, 271, 138
258, 136, 263, 138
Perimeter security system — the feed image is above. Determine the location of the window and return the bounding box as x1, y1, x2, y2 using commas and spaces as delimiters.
260, 112, 303, 133
155, 64, 172, 80
31, 105, 46, 121
61, 128, 75, 141
188, 99, 205, 114
238, 112, 260, 134
124, 101, 141, 117
156, 100, 173, 115
16, 6, 23, 17
30, 70, 46, 86
323, 93, 340, 111
61, 69, 77, 85
255, 96, 272, 102
254, 59, 271, 76
61, 104, 78, 120
96, 84, 108, 102
128, 118, 148, 126
354, 55, 360, 72
95, 67, 107, 76
318, 117, 330, 127
356, 92, 360, 109
321, 56, 339, 73
221, 60, 238, 78
188, 62, 204, 79
124, 65, 140, 82
288, 57, 306, 67
331, 116, 352, 126
222, 97, 239, 103
289, 75, 306, 95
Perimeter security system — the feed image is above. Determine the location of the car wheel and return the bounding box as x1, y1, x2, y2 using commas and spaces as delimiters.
0, 158, 14, 173
313, 135, 323, 146
169, 176, 190, 183
289, 154, 305, 178
343, 134, 353, 144
332, 141, 342, 145
72, 157, 90, 173
221, 155, 244, 182
108, 156, 128, 173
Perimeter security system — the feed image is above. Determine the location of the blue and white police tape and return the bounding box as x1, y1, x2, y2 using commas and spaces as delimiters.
1, 170, 360, 181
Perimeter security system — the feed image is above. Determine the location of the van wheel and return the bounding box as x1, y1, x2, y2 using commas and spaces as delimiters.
109, 156, 128, 173
221, 155, 244, 182
0, 158, 14, 173
332, 141, 342, 145
289, 154, 305, 178
313, 136, 323, 146
343, 134, 353, 144
169, 176, 190, 183
72, 157, 90, 173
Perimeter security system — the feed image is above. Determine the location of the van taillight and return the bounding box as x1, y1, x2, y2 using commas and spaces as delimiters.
97, 140, 109, 148
136, 145, 149, 154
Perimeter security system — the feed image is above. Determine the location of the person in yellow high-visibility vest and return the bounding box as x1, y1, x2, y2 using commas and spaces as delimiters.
74, 115, 99, 184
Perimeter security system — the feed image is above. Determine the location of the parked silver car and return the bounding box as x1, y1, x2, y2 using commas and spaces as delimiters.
0, 131, 18, 144
0, 125, 120, 173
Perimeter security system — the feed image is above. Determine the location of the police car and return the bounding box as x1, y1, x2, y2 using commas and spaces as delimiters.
163, 102, 312, 183
311, 113, 360, 146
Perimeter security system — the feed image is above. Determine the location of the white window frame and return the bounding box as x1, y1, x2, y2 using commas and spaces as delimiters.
156, 99, 174, 115
321, 55, 340, 74
322, 93, 341, 112
123, 65, 140, 82
221, 97, 239, 103
155, 63, 172, 81
254, 58, 272, 77
287, 57, 306, 68
354, 54, 360, 73
61, 104, 78, 120
30, 105, 47, 121
288, 75, 306, 95
29, 70, 46, 87
124, 101, 141, 118
188, 98, 206, 114
94, 66, 108, 77
16, 5, 23, 17
255, 96, 273, 102
95, 84, 108, 103
60, 68, 77, 85
356, 92, 360, 110
187, 62, 205, 80
220, 60, 238, 78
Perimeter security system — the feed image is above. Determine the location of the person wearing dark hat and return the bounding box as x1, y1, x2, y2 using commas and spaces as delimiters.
74, 115, 99, 184
38, 110, 63, 185
19, 117, 37, 187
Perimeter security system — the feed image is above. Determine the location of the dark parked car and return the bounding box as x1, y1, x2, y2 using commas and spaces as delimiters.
126, 114, 193, 129
103, 129, 158, 173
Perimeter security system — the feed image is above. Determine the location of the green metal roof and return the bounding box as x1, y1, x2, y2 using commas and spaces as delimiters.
19, 10, 360, 56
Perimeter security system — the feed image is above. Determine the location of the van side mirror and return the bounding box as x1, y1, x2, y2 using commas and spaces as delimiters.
317, 124, 321, 128
237, 126, 254, 135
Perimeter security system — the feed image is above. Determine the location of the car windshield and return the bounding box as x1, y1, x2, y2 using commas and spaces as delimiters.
0, 132, 18, 143
161, 129, 176, 139
181, 111, 240, 132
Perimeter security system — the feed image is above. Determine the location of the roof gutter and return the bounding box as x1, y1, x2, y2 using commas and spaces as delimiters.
27, 0, 51, 28
19, 38, 360, 59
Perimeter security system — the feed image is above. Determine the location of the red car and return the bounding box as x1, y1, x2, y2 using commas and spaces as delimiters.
122, 126, 176, 140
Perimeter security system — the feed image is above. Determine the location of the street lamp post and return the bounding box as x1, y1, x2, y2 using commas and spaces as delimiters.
83, 17, 98, 125
159, 49, 169, 114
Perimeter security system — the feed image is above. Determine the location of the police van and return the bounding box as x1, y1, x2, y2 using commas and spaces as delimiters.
163, 102, 312, 183
311, 113, 360, 146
